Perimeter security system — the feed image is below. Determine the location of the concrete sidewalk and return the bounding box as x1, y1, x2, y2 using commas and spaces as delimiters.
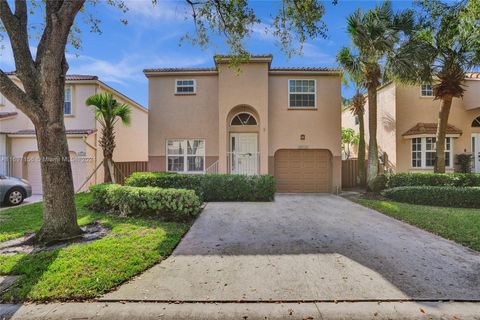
2, 301, 480, 320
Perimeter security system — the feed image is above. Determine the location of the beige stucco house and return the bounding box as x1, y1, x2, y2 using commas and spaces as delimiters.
146, 55, 342, 193
342, 73, 480, 173
0, 74, 148, 194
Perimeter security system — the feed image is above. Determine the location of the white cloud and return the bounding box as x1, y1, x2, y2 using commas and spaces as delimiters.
0, 42, 15, 70
124, 0, 188, 21
301, 43, 335, 65
251, 22, 276, 41
66, 51, 211, 85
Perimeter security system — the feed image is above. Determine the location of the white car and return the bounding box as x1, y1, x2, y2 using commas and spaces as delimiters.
0, 175, 33, 206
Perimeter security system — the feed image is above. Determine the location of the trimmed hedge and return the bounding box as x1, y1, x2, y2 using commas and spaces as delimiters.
372, 173, 480, 192
90, 184, 202, 221
382, 186, 480, 208
125, 172, 276, 201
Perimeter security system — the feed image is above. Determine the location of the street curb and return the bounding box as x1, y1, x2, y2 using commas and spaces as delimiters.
2, 301, 480, 320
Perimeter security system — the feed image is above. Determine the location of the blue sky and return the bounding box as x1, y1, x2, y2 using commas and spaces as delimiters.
0, 0, 414, 107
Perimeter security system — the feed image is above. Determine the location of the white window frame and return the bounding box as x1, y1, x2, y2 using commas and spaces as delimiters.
64, 86, 73, 115
410, 136, 453, 169
175, 79, 196, 95
166, 139, 205, 173
288, 79, 317, 109
420, 84, 433, 97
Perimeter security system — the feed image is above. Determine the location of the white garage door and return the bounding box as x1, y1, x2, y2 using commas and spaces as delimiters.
27, 152, 85, 194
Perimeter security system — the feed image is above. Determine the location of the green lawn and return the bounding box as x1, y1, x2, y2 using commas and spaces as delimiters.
0, 193, 189, 302
357, 197, 480, 252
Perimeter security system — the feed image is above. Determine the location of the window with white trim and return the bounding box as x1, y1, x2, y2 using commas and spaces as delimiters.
288, 79, 316, 108
411, 137, 452, 168
167, 139, 205, 173
64, 87, 72, 115
420, 84, 433, 97
175, 79, 196, 94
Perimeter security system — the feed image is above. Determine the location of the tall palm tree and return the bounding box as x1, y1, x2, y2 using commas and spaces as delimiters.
86, 93, 132, 183
399, 0, 480, 172
339, 1, 416, 189
337, 50, 367, 186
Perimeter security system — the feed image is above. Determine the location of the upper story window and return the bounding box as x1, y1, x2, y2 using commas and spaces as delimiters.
175, 79, 196, 94
411, 137, 452, 168
64, 87, 72, 115
288, 79, 316, 108
420, 84, 433, 97
354, 115, 359, 125
231, 113, 257, 126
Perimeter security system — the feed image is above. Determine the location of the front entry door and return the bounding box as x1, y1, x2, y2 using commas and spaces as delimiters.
230, 133, 258, 175
473, 134, 480, 173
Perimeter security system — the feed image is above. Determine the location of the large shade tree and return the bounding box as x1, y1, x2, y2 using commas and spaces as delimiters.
339, 1, 417, 189
0, 0, 332, 243
401, 0, 480, 172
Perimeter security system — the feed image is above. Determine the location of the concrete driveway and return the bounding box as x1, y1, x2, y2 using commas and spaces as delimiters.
103, 194, 480, 302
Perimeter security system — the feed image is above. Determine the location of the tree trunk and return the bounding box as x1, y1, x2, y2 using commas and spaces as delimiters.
101, 125, 115, 183
34, 121, 82, 244
366, 86, 379, 190
434, 95, 453, 173
358, 112, 366, 186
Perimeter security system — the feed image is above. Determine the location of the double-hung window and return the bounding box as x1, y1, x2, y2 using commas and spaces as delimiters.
411, 137, 452, 168
288, 79, 316, 108
420, 84, 433, 97
167, 139, 205, 173
175, 79, 196, 94
64, 87, 72, 115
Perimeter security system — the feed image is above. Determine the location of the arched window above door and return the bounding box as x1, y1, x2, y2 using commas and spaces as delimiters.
472, 116, 480, 127
231, 112, 258, 126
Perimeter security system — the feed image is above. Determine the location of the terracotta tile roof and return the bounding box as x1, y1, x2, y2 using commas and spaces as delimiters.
8, 129, 97, 135
144, 67, 217, 73
214, 54, 273, 59
465, 72, 480, 79
270, 67, 340, 72
402, 123, 462, 137
2, 72, 98, 81
0, 112, 17, 119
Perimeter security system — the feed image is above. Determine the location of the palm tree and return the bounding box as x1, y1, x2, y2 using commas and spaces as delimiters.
86, 93, 132, 183
337, 51, 367, 186
339, 1, 416, 189
398, 0, 480, 172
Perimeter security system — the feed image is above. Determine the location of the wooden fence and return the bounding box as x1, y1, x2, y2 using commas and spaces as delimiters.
114, 161, 149, 185
342, 158, 386, 189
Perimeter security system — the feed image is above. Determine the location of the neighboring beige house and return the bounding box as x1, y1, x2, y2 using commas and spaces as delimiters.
342, 73, 480, 173
0, 74, 148, 194
146, 55, 342, 193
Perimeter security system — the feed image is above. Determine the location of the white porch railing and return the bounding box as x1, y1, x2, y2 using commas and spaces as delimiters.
205, 160, 219, 174
227, 152, 260, 175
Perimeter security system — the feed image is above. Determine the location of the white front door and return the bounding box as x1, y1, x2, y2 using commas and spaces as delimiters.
472, 134, 480, 173
230, 133, 258, 175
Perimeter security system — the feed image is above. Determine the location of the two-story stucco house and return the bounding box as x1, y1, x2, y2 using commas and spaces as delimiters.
0, 74, 148, 194
145, 55, 342, 193
342, 72, 480, 173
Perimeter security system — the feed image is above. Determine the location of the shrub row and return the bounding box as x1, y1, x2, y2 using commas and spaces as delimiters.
125, 172, 276, 202
371, 172, 480, 192
382, 186, 480, 208
90, 184, 202, 221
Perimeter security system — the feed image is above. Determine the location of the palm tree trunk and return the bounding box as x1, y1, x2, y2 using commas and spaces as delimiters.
367, 86, 379, 190
358, 113, 366, 186
101, 124, 115, 183
434, 95, 453, 173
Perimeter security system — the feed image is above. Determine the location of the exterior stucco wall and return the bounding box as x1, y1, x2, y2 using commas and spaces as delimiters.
268, 74, 342, 191
218, 63, 269, 174
395, 83, 480, 173
147, 74, 219, 172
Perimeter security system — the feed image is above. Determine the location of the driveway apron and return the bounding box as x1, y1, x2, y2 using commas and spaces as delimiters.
102, 194, 480, 302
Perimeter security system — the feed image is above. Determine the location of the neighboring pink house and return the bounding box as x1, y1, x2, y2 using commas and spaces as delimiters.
0, 74, 148, 194
145, 55, 342, 193
342, 73, 480, 173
